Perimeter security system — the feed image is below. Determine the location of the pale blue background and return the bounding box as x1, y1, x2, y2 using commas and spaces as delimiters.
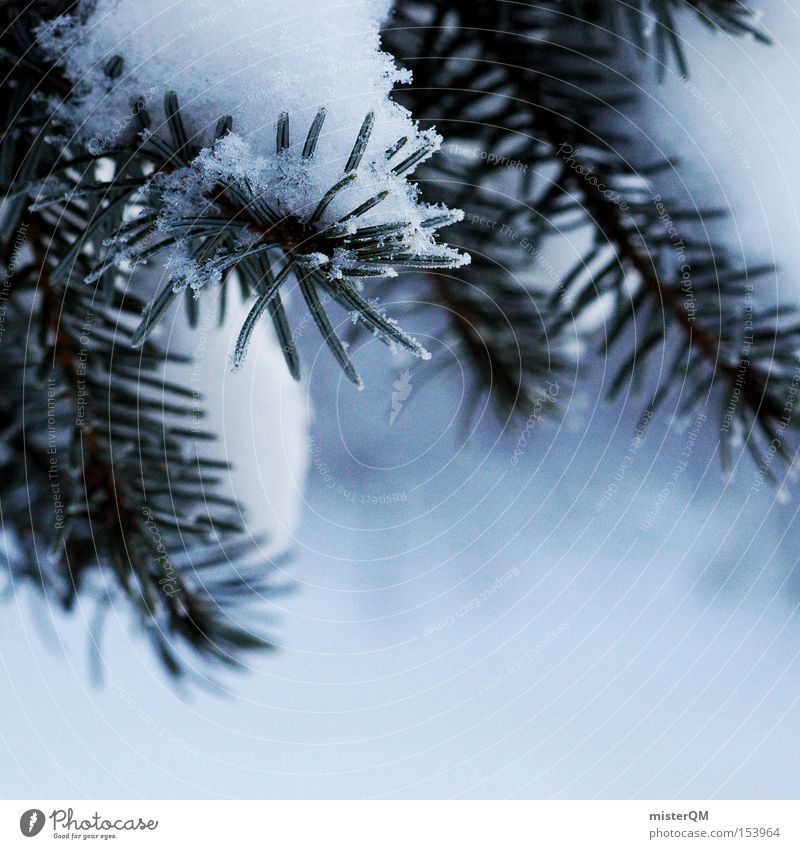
2, 4, 800, 799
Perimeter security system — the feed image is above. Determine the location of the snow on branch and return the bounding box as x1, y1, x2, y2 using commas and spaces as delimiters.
34, 0, 469, 384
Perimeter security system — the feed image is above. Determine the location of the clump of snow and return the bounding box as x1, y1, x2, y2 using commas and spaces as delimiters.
35, 0, 468, 266
36, 1, 409, 153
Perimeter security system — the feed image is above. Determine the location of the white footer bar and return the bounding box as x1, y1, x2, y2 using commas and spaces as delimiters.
2, 800, 797, 848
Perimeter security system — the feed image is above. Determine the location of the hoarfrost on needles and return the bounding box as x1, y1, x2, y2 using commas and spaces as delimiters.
35, 0, 467, 270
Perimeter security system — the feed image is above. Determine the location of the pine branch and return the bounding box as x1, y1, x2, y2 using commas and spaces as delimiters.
0, 4, 286, 678
0, 0, 468, 676
28, 92, 467, 386
1, 208, 279, 678
561, 0, 769, 76
384, 1, 799, 471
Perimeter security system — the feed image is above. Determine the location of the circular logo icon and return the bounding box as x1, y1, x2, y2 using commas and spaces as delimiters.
19, 809, 46, 837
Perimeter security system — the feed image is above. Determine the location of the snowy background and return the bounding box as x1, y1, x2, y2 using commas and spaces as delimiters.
3, 3, 800, 799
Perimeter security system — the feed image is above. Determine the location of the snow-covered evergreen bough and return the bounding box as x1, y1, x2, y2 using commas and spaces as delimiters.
1, 0, 796, 678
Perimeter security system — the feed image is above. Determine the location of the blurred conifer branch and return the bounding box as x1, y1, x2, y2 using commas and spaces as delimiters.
0, 0, 795, 681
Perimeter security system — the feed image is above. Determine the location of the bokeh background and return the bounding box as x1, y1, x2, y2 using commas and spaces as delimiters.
2, 3, 800, 799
